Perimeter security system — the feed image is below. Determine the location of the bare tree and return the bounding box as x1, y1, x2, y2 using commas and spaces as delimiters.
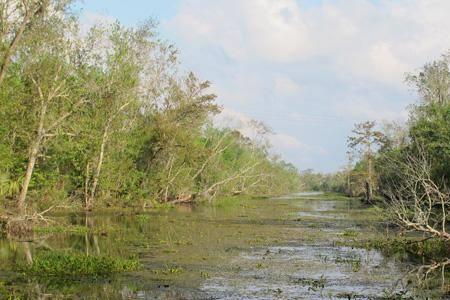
382, 146, 450, 241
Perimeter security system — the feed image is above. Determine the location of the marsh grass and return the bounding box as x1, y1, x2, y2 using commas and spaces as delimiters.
22, 252, 140, 277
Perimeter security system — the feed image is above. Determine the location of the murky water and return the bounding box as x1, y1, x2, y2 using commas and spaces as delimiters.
0, 194, 448, 299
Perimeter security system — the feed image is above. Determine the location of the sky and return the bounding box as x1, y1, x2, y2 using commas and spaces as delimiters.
78, 0, 450, 172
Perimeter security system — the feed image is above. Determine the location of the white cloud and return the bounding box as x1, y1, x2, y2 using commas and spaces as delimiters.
170, 0, 450, 87
213, 108, 327, 157
306, 0, 450, 86
169, 0, 311, 63
368, 42, 409, 84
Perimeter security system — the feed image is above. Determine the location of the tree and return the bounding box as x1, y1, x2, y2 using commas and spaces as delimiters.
406, 52, 450, 106
14, 17, 90, 214
347, 121, 385, 202
376, 50, 450, 241
81, 23, 148, 210
0, 0, 71, 87
0, 1, 302, 218
381, 145, 449, 241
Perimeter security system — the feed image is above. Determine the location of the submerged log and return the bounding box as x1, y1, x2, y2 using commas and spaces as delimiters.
168, 193, 196, 204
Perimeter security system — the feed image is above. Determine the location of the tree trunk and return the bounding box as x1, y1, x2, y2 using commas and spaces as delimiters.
366, 149, 373, 202
85, 102, 130, 209
365, 180, 373, 203
17, 142, 40, 214
0, 9, 30, 87
17, 99, 47, 215
86, 123, 110, 210
347, 172, 351, 196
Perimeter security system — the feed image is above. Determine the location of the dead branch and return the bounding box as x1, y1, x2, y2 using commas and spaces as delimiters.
382, 145, 450, 241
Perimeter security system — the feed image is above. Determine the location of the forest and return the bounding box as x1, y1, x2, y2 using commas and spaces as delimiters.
0, 0, 300, 220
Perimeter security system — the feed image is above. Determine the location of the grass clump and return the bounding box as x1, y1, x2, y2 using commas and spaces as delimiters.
23, 252, 140, 277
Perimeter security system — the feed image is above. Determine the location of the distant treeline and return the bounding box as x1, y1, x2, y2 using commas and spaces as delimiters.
0, 1, 300, 215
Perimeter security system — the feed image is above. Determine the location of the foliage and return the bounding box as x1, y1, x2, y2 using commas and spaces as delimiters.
22, 252, 140, 277
298, 169, 348, 194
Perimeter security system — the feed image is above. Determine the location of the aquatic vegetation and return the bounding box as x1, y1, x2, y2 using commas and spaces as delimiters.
34, 225, 115, 236
136, 214, 150, 224
22, 252, 140, 277
34, 225, 89, 235
255, 262, 267, 269
200, 271, 210, 278
152, 265, 184, 276
294, 275, 327, 292
334, 255, 362, 272
337, 237, 450, 260
0, 195, 448, 298
342, 229, 359, 238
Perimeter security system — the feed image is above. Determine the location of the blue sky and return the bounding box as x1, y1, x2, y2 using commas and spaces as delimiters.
78, 0, 450, 172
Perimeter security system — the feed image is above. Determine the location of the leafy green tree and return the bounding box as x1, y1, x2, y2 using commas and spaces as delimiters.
0, 0, 71, 86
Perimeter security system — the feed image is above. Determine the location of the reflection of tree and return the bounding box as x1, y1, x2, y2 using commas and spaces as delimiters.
85, 214, 100, 256
23, 241, 33, 265
386, 259, 449, 298
414, 259, 449, 293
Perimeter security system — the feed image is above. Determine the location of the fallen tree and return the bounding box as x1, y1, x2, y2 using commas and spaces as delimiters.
382, 146, 450, 241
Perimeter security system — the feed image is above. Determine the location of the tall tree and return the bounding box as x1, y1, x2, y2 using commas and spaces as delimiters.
347, 121, 385, 202
9, 10, 89, 214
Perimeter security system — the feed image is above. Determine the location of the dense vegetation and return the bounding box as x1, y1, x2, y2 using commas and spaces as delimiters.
0, 1, 300, 217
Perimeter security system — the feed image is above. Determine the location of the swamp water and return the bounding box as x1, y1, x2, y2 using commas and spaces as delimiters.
0, 194, 448, 299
